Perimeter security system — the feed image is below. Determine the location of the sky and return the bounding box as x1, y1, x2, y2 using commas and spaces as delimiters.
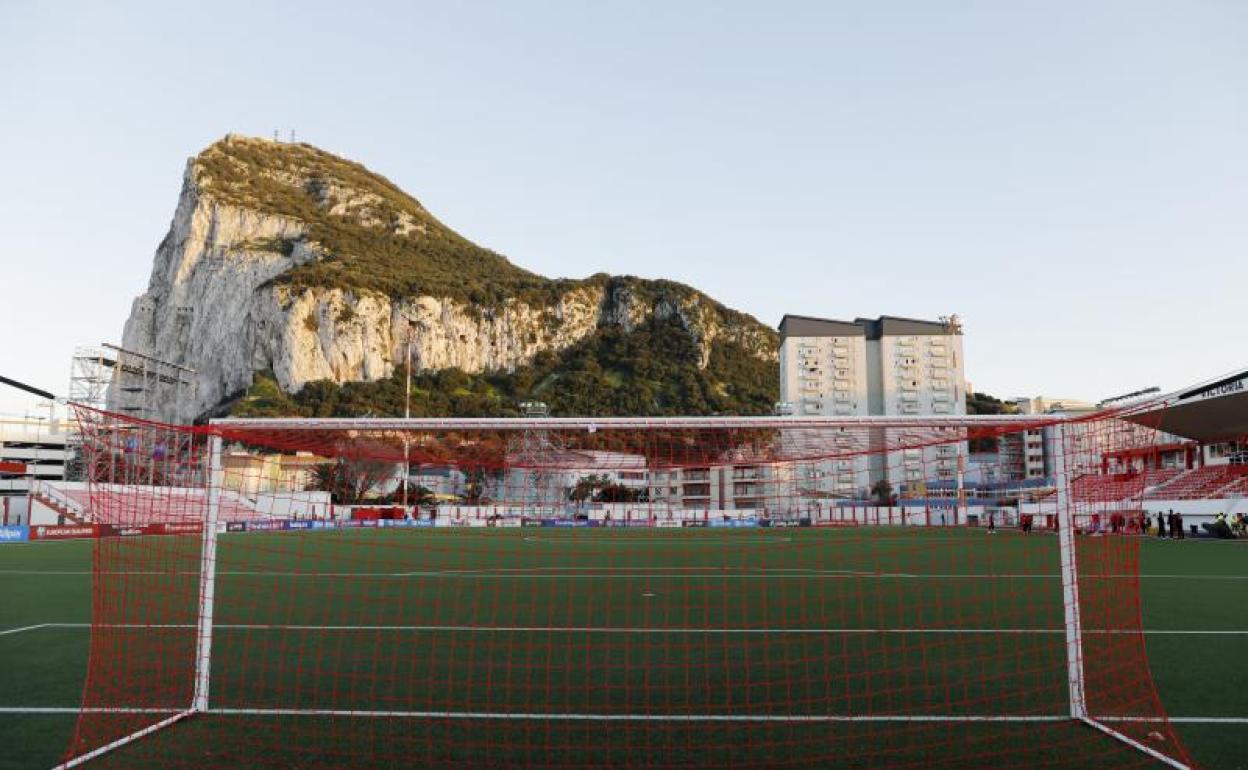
0, 1, 1245, 417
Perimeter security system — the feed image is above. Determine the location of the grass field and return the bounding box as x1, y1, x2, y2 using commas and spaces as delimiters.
0, 527, 1244, 768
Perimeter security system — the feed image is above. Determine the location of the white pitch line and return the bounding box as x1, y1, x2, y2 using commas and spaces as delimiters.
205, 708, 1068, 723
1098, 716, 1248, 724
0, 707, 178, 714
1, 706, 1244, 724
0, 623, 49, 636
10, 622, 1247, 636
2, 568, 1247, 580
522, 536, 795, 545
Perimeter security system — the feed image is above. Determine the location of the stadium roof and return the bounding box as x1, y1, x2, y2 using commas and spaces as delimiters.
1120, 368, 1248, 443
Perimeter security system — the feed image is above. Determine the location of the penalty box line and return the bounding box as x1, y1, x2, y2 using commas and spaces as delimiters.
4, 568, 1248, 580
3, 622, 1247, 636
2, 707, 1246, 725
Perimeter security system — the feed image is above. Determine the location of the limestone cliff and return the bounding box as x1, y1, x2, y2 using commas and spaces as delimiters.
120, 135, 778, 420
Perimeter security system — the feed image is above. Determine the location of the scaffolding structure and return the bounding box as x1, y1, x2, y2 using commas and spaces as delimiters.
507, 401, 571, 507
64, 345, 197, 480
104, 344, 197, 423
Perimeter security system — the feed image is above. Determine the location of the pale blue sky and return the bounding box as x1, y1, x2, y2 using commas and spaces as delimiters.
1, 1, 1245, 416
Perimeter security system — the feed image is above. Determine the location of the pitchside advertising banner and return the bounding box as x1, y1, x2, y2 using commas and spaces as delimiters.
30, 524, 102, 540
0, 516, 833, 543
0, 524, 29, 542
709, 518, 759, 528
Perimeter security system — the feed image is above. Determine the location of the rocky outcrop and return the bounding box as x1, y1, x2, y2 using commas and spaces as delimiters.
118, 135, 777, 421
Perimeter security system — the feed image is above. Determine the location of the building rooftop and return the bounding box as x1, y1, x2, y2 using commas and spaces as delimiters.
778, 314, 961, 340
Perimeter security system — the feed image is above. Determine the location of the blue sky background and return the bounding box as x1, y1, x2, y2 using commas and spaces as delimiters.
0, 1, 1244, 416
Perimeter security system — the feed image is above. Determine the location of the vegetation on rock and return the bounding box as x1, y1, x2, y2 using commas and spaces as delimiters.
233, 316, 778, 418
196, 135, 779, 418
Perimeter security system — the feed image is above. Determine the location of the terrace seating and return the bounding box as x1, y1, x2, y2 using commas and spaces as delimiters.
1145, 465, 1248, 500
39, 483, 263, 525
1069, 468, 1184, 503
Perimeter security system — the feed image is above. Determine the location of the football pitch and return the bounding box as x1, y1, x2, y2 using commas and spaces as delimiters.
0, 528, 1244, 769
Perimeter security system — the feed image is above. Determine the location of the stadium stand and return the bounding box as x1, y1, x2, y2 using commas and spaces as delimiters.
1069, 468, 1182, 502
32, 480, 264, 524
1146, 465, 1248, 500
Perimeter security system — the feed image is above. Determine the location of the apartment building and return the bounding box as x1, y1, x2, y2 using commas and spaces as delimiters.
647, 463, 795, 514
778, 314, 967, 497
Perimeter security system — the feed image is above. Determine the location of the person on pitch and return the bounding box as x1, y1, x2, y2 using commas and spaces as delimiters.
1156, 511, 1166, 539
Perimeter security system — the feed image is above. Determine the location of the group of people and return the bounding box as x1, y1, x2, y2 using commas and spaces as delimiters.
1154, 510, 1185, 539
1149, 509, 1248, 539
1203, 510, 1247, 539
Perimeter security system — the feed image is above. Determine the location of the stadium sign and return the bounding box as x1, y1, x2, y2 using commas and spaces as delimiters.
0, 525, 28, 542
29, 524, 99, 540
247, 521, 286, 531
160, 522, 204, 535
1179, 374, 1247, 401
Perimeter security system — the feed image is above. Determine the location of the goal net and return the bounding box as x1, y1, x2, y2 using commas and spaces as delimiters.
58, 406, 1195, 769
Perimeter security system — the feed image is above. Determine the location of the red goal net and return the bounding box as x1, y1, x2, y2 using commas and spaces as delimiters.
58, 406, 1196, 769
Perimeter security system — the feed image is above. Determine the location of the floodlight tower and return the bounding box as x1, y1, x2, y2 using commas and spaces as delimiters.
509, 401, 568, 511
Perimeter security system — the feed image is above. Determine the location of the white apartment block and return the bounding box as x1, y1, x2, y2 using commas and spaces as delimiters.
779, 314, 967, 497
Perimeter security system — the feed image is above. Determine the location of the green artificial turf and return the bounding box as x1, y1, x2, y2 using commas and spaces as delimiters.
0, 529, 1243, 768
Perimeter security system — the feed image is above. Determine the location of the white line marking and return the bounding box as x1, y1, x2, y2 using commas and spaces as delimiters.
1098, 716, 1248, 724
210, 709, 1072, 723
53, 710, 193, 770
11, 622, 1247, 635
3, 568, 1246, 580
0, 623, 49, 636
1, 706, 1243, 724
0, 707, 178, 714
1082, 716, 1191, 770
516, 536, 794, 545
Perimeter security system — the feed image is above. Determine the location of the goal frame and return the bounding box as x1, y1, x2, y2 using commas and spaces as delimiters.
55, 413, 1192, 770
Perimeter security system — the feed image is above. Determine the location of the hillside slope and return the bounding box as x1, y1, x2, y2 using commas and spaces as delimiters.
120, 135, 778, 419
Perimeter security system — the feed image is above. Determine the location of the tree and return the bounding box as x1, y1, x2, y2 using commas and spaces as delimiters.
871, 480, 894, 506
598, 483, 646, 503
965, 392, 1018, 452
308, 457, 394, 504
462, 467, 490, 504
569, 474, 609, 504
569, 474, 648, 505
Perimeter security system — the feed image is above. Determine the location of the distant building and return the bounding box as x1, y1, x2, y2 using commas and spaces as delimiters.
0, 416, 70, 524
648, 462, 795, 514
221, 450, 324, 495
1010, 396, 1097, 415
778, 314, 967, 497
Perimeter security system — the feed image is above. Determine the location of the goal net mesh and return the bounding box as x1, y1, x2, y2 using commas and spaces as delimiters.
60, 406, 1195, 769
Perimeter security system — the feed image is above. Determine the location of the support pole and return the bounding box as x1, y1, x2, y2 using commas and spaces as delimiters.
402, 331, 412, 512
192, 434, 223, 712
1051, 423, 1087, 719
